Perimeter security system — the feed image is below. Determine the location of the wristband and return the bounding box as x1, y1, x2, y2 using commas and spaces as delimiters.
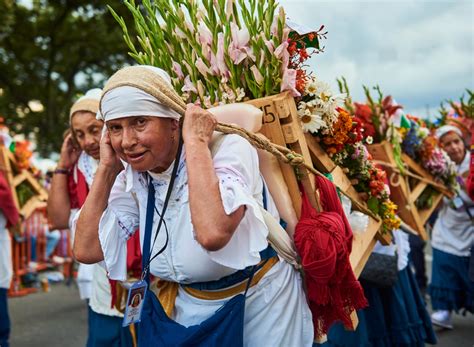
54, 168, 70, 175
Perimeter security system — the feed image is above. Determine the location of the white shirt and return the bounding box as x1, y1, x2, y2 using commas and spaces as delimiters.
432, 152, 474, 257
0, 212, 13, 289
94, 135, 314, 346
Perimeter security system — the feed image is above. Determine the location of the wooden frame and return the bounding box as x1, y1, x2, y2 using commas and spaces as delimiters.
367, 141, 453, 241
246, 92, 390, 277
0, 144, 48, 219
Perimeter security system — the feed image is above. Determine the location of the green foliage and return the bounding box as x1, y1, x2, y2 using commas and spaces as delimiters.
0, 0, 135, 156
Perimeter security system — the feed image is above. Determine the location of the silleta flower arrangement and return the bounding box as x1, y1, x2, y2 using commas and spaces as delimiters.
111, 0, 324, 106
332, 138, 401, 234
296, 77, 400, 233
401, 117, 459, 198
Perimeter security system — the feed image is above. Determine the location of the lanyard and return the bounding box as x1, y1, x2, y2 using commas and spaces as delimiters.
141, 137, 183, 283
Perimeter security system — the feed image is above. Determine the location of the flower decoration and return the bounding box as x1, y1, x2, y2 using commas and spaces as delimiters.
111, 0, 326, 106
12, 140, 33, 171
401, 119, 459, 193
296, 76, 346, 137
333, 142, 401, 233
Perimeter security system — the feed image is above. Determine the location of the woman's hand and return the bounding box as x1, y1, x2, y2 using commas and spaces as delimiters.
182, 104, 217, 146
58, 133, 81, 169
98, 130, 123, 175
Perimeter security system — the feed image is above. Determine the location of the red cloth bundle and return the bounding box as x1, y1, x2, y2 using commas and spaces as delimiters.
294, 175, 367, 338
0, 171, 20, 227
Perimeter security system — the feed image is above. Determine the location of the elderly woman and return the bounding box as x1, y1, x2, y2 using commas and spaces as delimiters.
429, 125, 474, 329
47, 89, 133, 347
74, 66, 313, 346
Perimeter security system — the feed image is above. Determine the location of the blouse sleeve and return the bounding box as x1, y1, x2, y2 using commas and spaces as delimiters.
98, 171, 140, 281
204, 134, 269, 269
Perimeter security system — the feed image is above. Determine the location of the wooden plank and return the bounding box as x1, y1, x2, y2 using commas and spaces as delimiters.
12, 171, 28, 187
410, 182, 428, 203
418, 193, 443, 227
350, 217, 381, 277
23, 171, 48, 201
402, 154, 453, 198
20, 196, 47, 220
304, 134, 337, 173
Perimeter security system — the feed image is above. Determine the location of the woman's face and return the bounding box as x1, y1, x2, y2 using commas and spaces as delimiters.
106, 116, 179, 173
71, 111, 103, 160
440, 132, 466, 165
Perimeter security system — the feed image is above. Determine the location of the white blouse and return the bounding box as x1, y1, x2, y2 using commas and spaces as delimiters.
95, 134, 313, 346
100, 134, 272, 282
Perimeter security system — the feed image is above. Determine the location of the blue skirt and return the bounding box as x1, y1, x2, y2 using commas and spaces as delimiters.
316, 267, 437, 346
87, 307, 134, 347
429, 248, 474, 313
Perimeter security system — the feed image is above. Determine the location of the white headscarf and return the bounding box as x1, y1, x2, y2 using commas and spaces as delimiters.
435, 125, 463, 140
99, 66, 181, 122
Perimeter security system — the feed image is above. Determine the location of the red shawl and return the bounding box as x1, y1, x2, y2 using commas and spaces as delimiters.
0, 171, 19, 227
294, 176, 367, 338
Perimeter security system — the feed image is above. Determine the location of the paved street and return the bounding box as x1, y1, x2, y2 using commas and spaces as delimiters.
9, 283, 87, 347
8, 280, 474, 347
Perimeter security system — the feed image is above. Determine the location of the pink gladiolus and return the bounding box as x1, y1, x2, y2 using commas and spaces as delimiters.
182, 75, 197, 94
216, 33, 229, 77
201, 42, 212, 61
274, 41, 290, 71
172, 61, 184, 79
225, 0, 234, 20
230, 23, 250, 48
264, 40, 275, 54
250, 65, 264, 85
209, 52, 220, 76
274, 41, 289, 58
282, 28, 290, 43
270, 15, 278, 37
195, 58, 210, 76
198, 22, 213, 46
186, 21, 195, 34
229, 49, 247, 64
174, 27, 186, 39
280, 68, 300, 97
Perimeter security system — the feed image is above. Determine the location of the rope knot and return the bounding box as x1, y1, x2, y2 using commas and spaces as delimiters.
286, 153, 304, 165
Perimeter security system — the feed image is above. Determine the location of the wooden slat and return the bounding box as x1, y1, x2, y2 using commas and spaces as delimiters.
367, 142, 428, 239
350, 217, 381, 277
410, 182, 428, 203
12, 171, 28, 187
304, 134, 337, 173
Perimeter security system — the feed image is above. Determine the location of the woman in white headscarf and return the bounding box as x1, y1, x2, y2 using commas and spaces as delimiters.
74, 65, 313, 346
429, 125, 474, 329
47, 89, 133, 347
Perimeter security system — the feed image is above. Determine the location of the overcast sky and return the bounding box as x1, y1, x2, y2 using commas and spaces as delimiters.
279, 0, 473, 119
18, 0, 473, 119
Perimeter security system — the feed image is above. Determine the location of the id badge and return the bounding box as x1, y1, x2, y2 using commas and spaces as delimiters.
122, 280, 148, 327
452, 196, 464, 210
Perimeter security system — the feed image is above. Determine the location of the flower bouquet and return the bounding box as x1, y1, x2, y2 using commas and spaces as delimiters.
401, 117, 459, 203
110, 0, 324, 107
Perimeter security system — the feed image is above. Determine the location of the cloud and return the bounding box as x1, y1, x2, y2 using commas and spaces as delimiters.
279, 0, 473, 118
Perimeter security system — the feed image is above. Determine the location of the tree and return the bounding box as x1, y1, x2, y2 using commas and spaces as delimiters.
0, 0, 136, 155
